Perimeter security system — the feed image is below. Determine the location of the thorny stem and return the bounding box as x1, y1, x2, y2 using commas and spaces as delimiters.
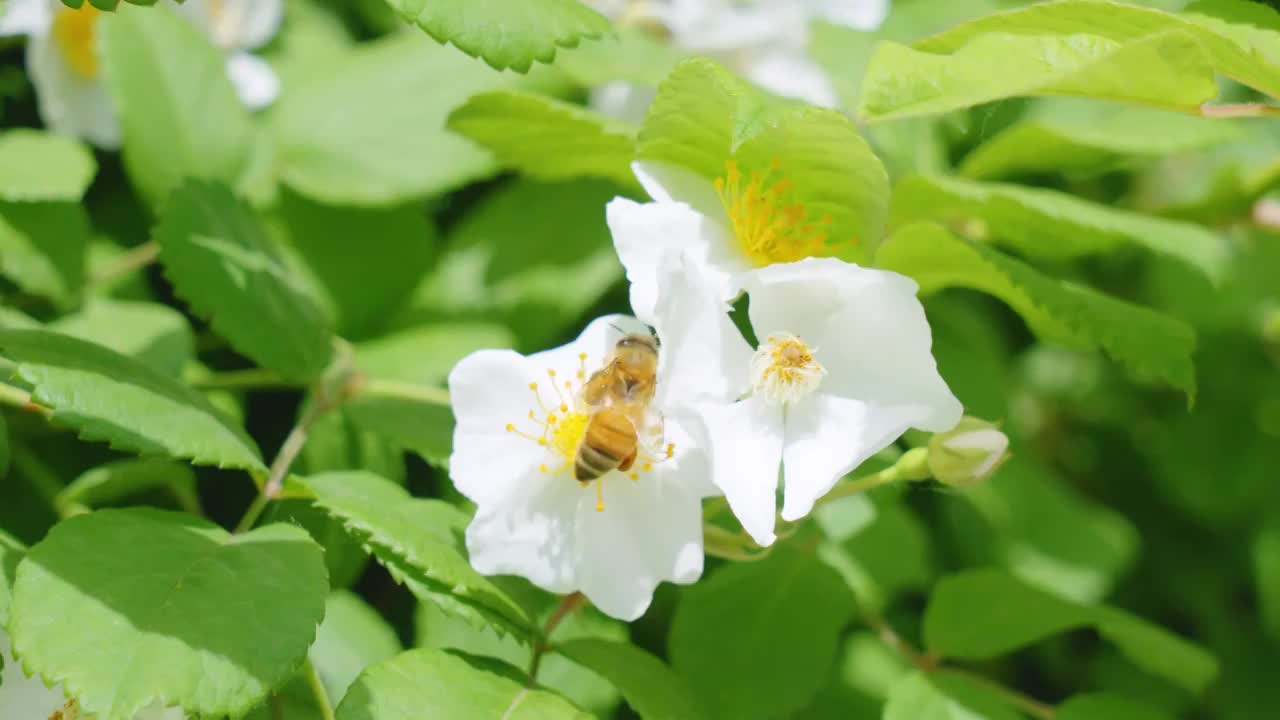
528, 592, 586, 683
304, 658, 336, 720
87, 241, 160, 288
861, 609, 1056, 720
0, 382, 53, 419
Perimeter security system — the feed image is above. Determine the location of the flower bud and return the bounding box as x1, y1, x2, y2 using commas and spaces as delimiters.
927, 417, 1010, 488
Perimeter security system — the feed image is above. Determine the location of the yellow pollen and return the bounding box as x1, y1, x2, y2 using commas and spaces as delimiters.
551, 411, 590, 459
714, 159, 838, 266
52, 5, 101, 80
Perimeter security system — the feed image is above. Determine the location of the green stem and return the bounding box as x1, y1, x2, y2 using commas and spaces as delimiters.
304, 658, 336, 720
0, 382, 52, 419
817, 447, 931, 507
87, 240, 159, 288
529, 592, 585, 684
946, 668, 1057, 720
1200, 102, 1280, 119
361, 378, 451, 405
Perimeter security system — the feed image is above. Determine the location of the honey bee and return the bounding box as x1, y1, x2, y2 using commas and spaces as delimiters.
574, 333, 662, 482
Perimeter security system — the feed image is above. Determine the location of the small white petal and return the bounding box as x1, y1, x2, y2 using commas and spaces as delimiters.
743, 49, 839, 108
588, 80, 655, 124
817, 0, 890, 31
688, 396, 783, 546
225, 51, 279, 110
631, 159, 732, 226
0, 630, 70, 718
447, 349, 546, 506
176, 0, 284, 50
574, 465, 704, 621
467, 472, 581, 594
528, 314, 631, 374
0, 0, 50, 37
779, 392, 923, 521
26, 32, 120, 149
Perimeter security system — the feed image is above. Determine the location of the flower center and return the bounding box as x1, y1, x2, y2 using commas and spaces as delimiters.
751, 333, 826, 405
504, 354, 673, 511
52, 5, 101, 80
714, 159, 835, 267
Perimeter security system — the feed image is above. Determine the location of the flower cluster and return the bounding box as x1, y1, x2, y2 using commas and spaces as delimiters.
0, 0, 282, 148
448, 152, 979, 620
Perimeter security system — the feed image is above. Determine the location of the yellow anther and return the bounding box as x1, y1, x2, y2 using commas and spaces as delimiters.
547, 415, 558, 424
529, 382, 538, 390
595, 481, 605, 512
629, 472, 639, 481
559, 403, 568, 412
643, 463, 653, 472
539, 464, 548, 473
505, 423, 515, 432
714, 159, 840, 266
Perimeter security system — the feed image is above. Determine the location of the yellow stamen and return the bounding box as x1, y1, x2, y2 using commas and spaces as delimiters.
595, 480, 605, 512
714, 159, 840, 266
52, 5, 101, 80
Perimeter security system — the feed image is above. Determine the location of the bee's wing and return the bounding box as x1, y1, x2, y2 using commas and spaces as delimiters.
636, 406, 665, 456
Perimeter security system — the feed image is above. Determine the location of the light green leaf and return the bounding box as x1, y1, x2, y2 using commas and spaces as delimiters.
916, 0, 1280, 100
555, 27, 683, 86
9, 508, 328, 720
345, 394, 454, 468
154, 180, 335, 381
883, 671, 1023, 720
638, 58, 890, 261
56, 458, 200, 516
449, 90, 638, 188
384, 0, 612, 72
271, 191, 437, 339
875, 223, 1197, 400
0, 201, 90, 307
890, 174, 1230, 285
669, 546, 855, 720
960, 98, 1243, 178
356, 323, 514, 388
304, 471, 532, 638
556, 639, 710, 720
49, 299, 194, 378
924, 569, 1218, 693
312, 591, 403, 704
336, 649, 590, 719
860, 29, 1218, 122
819, 493, 933, 611
0, 329, 265, 472
0, 531, 22, 626
100, 4, 252, 206
0, 130, 96, 201
1058, 693, 1176, 720
272, 34, 512, 206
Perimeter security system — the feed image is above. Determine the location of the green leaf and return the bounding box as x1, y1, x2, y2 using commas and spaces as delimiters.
669, 546, 855, 720
0, 531, 22, 626
554, 27, 683, 86
355, 323, 515, 387
271, 192, 437, 339
335, 648, 590, 719
959, 98, 1243, 179
1255, 518, 1280, 642
1058, 693, 1177, 720
0, 329, 265, 472
449, 90, 639, 189
916, 0, 1280, 100
384, 0, 612, 72
0, 201, 90, 307
819, 493, 933, 611
639, 59, 890, 260
556, 639, 710, 720
883, 671, 1024, 720
312, 591, 403, 704
101, 4, 252, 206
154, 180, 335, 381
9, 508, 328, 720
876, 223, 1197, 400
0, 413, 7, 480
56, 458, 200, 516
890, 174, 1230, 285
0, 130, 96, 201
859, 29, 1218, 122
304, 471, 532, 638
345, 394, 454, 468
49, 299, 194, 378
924, 568, 1218, 693
272, 34, 513, 206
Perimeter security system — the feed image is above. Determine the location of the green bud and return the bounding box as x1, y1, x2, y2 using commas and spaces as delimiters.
927, 417, 1010, 488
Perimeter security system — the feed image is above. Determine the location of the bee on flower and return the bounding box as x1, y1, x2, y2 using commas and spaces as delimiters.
0, 0, 283, 149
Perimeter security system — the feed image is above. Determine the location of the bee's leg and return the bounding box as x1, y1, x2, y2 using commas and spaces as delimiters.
618, 448, 638, 472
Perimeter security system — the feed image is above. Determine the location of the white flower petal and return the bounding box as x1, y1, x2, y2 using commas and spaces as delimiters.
26, 32, 120, 149
0, 630, 69, 718
650, 252, 754, 407
447, 349, 547, 506
631, 159, 731, 225
660, 0, 807, 52
574, 465, 704, 620
588, 80, 656, 124
743, 49, 838, 108
817, 0, 890, 31
225, 51, 279, 110
689, 396, 783, 546
741, 257, 856, 350
176, 0, 284, 50
779, 392, 923, 521
467, 471, 581, 594
0, 0, 50, 37
528, 314, 633, 376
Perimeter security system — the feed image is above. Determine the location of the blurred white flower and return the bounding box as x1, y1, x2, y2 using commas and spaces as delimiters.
928, 417, 1011, 487
648, 255, 961, 546
1, 629, 185, 719
585, 0, 889, 118
0, 0, 283, 148
448, 315, 725, 621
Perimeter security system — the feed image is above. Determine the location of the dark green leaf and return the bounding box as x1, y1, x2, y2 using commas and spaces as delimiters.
0, 201, 90, 308
0, 531, 22, 626
1058, 692, 1177, 720
556, 639, 710, 720
883, 670, 1023, 720
56, 458, 200, 515
49, 299, 194, 378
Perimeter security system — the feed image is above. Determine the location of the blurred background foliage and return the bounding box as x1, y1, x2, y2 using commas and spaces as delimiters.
1, 0, 1279, 718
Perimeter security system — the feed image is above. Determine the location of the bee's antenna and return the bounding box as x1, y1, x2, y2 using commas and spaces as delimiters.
609, 321, 626, 336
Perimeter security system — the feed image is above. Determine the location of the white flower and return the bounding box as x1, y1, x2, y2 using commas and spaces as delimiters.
1, 629, 184, 719
0, 0, 282, 148
609, 158, 855, 321
448, 315, 726, 621
584, 0, 889, 119
651, 255, 962, 546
